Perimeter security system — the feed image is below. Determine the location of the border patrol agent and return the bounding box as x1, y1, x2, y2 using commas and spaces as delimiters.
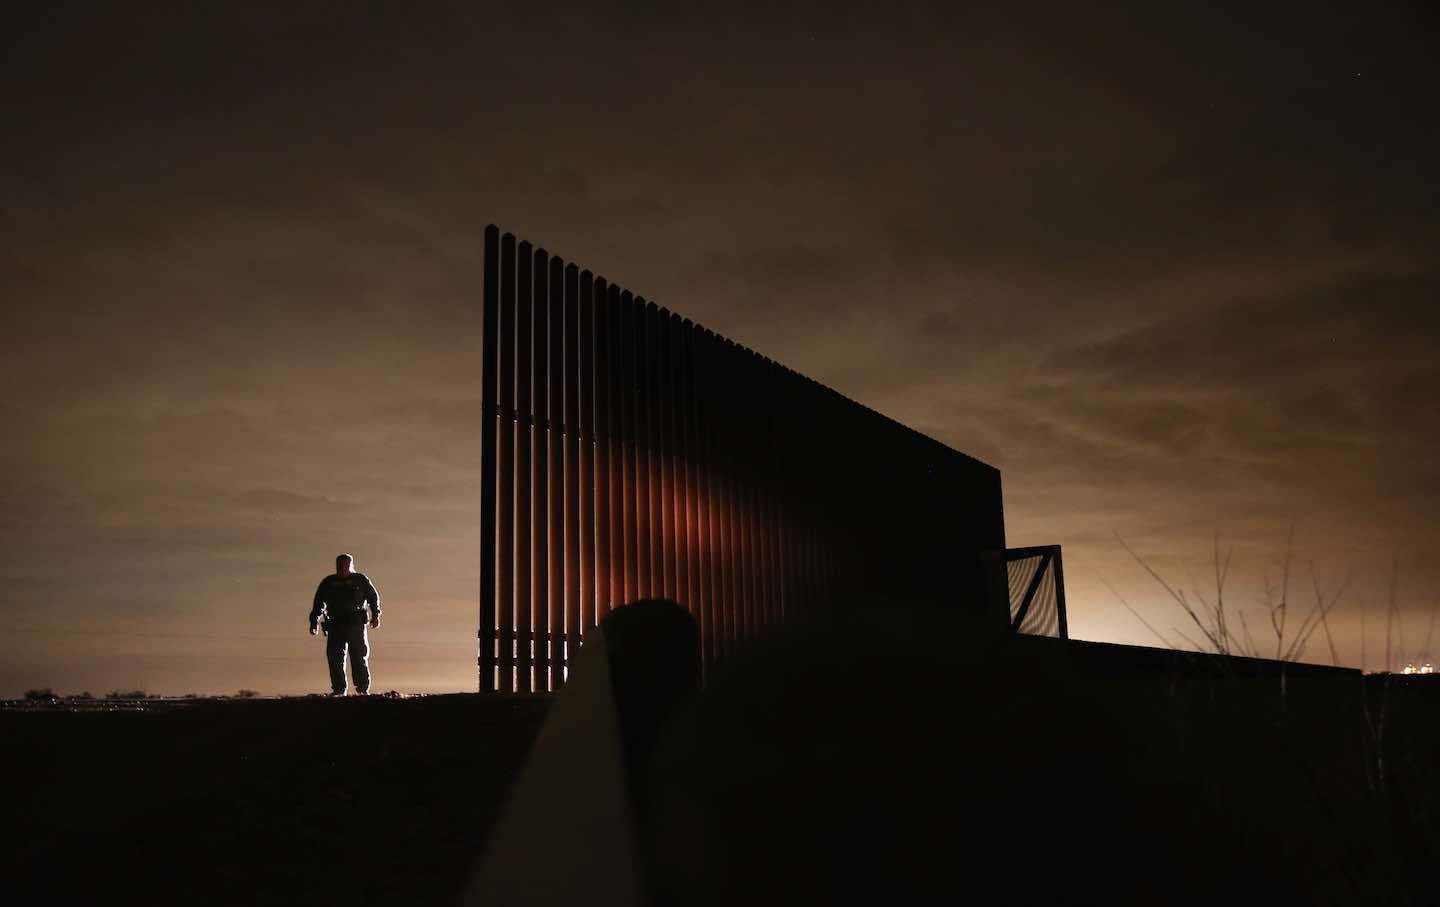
309, 554, 382, 696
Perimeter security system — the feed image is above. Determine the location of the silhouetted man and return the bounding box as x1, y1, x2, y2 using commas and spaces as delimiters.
309, 553, 382, 696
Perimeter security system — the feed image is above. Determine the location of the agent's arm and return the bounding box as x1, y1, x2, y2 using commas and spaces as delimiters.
363, 574, 382, 628
309, 580, 328, 635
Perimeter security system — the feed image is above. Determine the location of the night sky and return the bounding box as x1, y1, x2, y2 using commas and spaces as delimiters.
3, 2, 1436, 696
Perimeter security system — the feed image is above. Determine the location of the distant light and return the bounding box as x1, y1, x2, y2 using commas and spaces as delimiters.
1401, 663, 1434, 675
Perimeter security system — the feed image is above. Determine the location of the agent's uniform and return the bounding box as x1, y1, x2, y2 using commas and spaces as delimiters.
309, 572, 382, 694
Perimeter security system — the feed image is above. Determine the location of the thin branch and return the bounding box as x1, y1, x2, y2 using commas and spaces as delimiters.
1311, 563, 1347, 667
1213, 533, 1233, 658
1238, 610, 1260, 659
1172, 627, 1208, 654
1361, 611, 1367, 674
1188, 570, 1224, 652
1219, 617, 1249, 658
1117, 533, 1225, 653
1285, 567, 1348, 663
1272, 524, 1294, 660
1101, 575, 1177, 650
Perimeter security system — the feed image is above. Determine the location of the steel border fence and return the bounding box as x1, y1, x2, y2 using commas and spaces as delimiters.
480, 225, 1007, 691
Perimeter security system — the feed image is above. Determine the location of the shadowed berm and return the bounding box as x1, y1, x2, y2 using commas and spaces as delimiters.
473, 597, 1414, 906
643, 600, 1173, 905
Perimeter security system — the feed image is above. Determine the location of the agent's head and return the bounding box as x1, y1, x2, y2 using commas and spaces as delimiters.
336, 553, 354, 576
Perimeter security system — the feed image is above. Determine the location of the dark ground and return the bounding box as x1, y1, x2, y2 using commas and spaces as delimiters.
3, 641, 1436, 906
1, 693, 550, 906
642, 628, 1440, 906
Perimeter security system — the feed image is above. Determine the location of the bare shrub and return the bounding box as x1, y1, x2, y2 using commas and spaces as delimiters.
1112, 529, 1346, 664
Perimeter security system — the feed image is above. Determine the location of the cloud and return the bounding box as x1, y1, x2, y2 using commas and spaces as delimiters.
2, 1, 1437, 691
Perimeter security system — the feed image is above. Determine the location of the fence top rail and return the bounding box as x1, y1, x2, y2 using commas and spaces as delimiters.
484, 223, 999, 476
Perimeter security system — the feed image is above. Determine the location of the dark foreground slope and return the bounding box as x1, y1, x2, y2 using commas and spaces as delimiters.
640, 620, 1438, 907
1, 694, 550, 906
3, 634, 1437, 907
